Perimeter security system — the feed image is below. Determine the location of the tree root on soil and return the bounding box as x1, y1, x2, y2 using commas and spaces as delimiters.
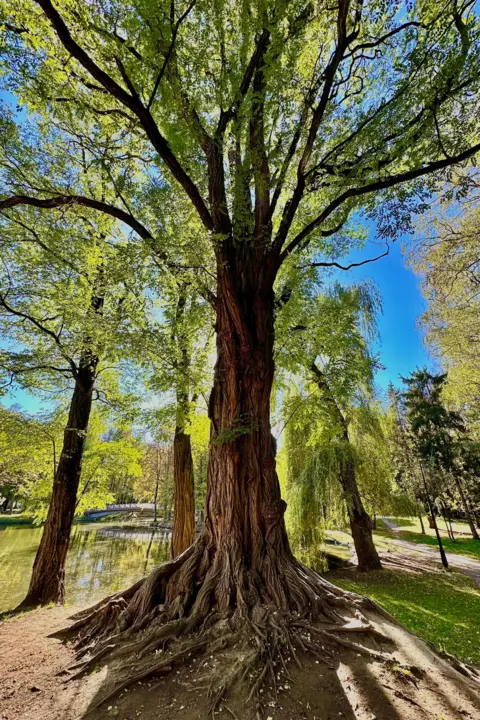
54, 540, 432, 715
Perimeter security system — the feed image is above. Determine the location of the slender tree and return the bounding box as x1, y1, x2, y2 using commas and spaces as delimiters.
2, 0, 480, 701
277, 284, 384, 569
0, 196, 151, 605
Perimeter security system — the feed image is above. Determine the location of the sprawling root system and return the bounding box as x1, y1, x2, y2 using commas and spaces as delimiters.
60, 535, 400, 715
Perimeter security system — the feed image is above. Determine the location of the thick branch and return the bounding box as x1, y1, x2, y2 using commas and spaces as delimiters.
34, 0, 213, 232
280, 141, 480, 264
273, 0, 357, 251
0, 194, 153, 240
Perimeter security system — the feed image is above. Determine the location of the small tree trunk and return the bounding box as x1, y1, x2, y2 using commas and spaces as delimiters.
18, 366, 95, 607
419, 463, 448, 568
418, 513, 426, 534
440, 501, 454, 541
453, 475, 479, 540
171, 428, 196, 558
340, 455, 382, 571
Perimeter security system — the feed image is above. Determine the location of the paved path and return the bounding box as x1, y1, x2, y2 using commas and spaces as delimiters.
378, 517, 480, 588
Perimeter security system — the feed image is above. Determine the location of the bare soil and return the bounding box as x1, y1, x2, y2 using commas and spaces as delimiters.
1, 604, 480, 720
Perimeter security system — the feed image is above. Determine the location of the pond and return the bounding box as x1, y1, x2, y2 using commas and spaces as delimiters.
0, 520, 171, 612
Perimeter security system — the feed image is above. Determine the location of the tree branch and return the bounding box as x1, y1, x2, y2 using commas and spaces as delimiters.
280, 141, 480, 264
306, 244, 389, 271
34, 0, 213, 232
147, 0, 197, 111
0, 294, 77, 375
0, 193, 153, 240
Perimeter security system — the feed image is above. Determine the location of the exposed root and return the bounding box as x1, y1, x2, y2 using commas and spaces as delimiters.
65, 538, 401, 714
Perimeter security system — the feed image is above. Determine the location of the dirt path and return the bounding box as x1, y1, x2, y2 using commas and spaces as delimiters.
377, 518, 480, 588
1, 603, 480, 719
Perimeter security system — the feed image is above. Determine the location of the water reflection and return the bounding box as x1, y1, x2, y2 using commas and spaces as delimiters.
0, 522, 170, 612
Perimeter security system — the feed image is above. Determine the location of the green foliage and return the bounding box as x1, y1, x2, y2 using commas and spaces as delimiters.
408, 173, 480, 415
279, 282, 396, 553
0, 404, 63, 512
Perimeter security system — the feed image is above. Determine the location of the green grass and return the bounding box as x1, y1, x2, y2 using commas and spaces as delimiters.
330, 567, 480, 663
0, 513, 33, 526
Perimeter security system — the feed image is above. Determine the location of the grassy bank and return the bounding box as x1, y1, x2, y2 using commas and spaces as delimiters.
330, 566, 480, 664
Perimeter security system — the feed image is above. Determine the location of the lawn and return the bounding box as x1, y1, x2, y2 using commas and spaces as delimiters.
375, 516, 480, 560
0, 513, 33, 526
330, 567, 480, 664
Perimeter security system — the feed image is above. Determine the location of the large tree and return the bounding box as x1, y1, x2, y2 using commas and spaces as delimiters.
1, 0, 480, 705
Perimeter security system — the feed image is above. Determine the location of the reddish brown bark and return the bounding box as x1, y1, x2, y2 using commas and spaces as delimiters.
171, 428, 196, 558
170, 290, 197, 558
18, 364, 95, 607
198, 257, 293, 610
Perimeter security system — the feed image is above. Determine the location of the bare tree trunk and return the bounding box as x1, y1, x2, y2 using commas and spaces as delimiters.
453, 475, 479, 540
170, 290, 197, 558
418, 513, 426, 534
153, 444, 160, 526
171, 428, 196, 558
18, 365, 95, 607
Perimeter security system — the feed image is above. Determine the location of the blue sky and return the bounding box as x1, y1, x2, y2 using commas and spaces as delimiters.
337, 238, 436, 394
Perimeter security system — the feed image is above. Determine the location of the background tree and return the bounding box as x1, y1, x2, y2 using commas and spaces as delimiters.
0, 150, 154, 605
277, 283, 384, 570
402, 369, 479, 541
408, 172, 480, 415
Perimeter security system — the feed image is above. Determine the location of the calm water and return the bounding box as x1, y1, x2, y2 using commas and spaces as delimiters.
0, 521, 171, 612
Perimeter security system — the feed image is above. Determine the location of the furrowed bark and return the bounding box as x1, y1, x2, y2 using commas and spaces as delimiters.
18, 363, 95, 607
171, 427, 196, 558
200, 250, 292, 610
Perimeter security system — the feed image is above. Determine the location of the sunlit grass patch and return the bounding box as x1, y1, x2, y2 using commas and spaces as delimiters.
330, 567, 480, 663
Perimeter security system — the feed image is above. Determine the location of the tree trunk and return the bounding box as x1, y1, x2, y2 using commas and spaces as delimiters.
453, 475, 479, 540
418, 513, 426, 534
197, 272, 294, 609
69, 260, 361, 692
171, 428, 196, 558
18, 366, 95, 607
309, 363, 381, 572
340, 454, 382, 572
170, 290, 197, 558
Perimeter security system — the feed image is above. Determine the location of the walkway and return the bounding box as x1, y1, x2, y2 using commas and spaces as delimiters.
378, 517, 480, 588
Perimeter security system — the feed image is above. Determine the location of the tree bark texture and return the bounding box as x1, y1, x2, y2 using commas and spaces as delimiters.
171, 428, 196, 558
18, 365, 95, 607
339, 451, 382, 571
